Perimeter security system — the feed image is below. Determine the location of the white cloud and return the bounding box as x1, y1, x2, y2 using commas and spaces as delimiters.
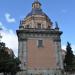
5, 13, 16, 23
62, 45, 66, 50
0, 23, 18, 56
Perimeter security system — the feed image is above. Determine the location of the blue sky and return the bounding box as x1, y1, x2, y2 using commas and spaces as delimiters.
0, 0, 75, 55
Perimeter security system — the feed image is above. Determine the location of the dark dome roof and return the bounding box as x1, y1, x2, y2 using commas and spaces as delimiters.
25, 0, 50, 21
26, 8, 50, 20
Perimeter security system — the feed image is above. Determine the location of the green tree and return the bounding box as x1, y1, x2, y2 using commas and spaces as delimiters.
64, 42, 74, 72
0, 42, 21, 75
0, 42, 10, 75
7, 57, 21, 75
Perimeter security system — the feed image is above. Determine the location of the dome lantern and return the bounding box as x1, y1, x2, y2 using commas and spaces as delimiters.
32, 0, 41, 9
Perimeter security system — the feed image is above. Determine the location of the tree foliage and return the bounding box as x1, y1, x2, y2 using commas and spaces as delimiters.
64, 42, 75, 72
0, 42, 21, 75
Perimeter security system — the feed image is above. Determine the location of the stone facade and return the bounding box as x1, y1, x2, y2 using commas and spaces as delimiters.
16, 0, 63, 75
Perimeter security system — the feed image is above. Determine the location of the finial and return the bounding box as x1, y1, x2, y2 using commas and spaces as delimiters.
55, 21, 59, 30
32, 0, 41, 9
19, 20, 24, 29
20, 20, 22, 26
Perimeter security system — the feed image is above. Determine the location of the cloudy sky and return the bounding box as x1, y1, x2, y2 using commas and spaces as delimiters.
0, 0, 75, 56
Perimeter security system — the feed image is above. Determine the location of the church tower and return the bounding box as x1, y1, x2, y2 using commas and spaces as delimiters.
16, 0, 63, 75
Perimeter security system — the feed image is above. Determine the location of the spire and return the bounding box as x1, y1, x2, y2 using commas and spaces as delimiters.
32, 0, 41, 9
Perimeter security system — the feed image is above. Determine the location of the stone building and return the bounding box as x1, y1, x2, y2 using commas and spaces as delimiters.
16, 0, 63, 75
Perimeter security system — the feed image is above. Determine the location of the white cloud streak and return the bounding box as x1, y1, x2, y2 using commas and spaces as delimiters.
5, 13, 16, 23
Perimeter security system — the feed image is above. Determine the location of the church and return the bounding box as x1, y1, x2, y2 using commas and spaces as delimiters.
16, 0, 63, 75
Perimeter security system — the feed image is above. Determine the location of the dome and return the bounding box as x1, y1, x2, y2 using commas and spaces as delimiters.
25, 0, 50, 21
26, 8, 49, 19
22, 0, 52, 29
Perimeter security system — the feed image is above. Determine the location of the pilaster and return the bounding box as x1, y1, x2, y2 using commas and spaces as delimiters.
53, 35, 63, 70
18, 32, 28, 71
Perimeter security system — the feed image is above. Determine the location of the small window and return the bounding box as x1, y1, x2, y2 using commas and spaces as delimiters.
37, 23, 41, 29
38, 40, 43, 48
